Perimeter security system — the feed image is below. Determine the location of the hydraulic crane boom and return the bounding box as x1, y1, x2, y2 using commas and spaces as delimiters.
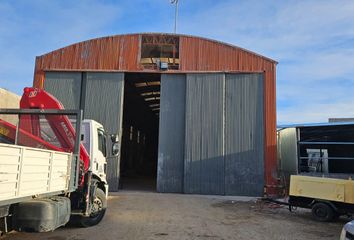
0, 87, 90, 186
0, 119, 63, 151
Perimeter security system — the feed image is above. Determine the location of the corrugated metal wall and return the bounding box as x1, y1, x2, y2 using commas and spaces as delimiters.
34, 34, 140, 86
224, 73, 264, 196
44, 72, 125, 191
34, 34, 275, 86
263, 67, 277, 193
83, 73, 124, 191
44, 72, 82, 109
83, 73, 124, 135
157, 73, 264, 196
157, 74, 186, 193
184, 73, 225, 195
179, 37, 273, 72
45, 71, 265, 195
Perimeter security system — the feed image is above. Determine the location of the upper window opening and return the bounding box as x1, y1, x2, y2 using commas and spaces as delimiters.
140, 35, 179, 70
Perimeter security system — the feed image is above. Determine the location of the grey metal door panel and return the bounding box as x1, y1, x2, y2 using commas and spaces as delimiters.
84, 72, 125, 192
184, 75, 202, 194
157, 74, 186, 193
84, 73, 124, 134
184, 73, 225, 195
224, 73, 264, 196
44, 72, 124, 192
44, 72, 82, 109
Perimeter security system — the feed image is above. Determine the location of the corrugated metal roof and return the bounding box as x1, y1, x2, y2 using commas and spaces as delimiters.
37, 33, 277, 64
278, 121, 354, 129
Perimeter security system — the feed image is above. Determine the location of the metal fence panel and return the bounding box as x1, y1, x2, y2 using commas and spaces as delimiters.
184, 73, 225, 195
44, 72, 82, 109
225, 73, 264, 196
84, 72, 125, 191
157, 74, 186, 193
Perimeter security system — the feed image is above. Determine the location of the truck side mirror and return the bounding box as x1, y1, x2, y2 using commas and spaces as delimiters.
110, 134, 119, 156
110, 134, 119, 143
112, 142, 119, 156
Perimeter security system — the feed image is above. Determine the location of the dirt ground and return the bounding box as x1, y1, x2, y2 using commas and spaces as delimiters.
3, 191, 348, 240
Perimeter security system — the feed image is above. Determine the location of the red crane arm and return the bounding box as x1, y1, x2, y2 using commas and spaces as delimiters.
19, 87, 90, 186
0, 119, 64, 151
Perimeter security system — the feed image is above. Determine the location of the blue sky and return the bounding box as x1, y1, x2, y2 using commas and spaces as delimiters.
0, 0, 354, 124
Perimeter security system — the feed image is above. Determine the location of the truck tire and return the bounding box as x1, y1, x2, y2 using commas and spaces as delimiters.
80, 188, 107, 227
311, 202, 334, 222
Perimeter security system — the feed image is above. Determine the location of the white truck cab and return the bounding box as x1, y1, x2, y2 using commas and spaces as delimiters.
82, 120, 108, 192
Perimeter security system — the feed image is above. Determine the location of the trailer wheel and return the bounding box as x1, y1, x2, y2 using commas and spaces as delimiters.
80, 188, 107, 227
311, 202, 334, 222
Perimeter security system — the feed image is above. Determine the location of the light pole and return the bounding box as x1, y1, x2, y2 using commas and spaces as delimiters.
171, 0, 179, 33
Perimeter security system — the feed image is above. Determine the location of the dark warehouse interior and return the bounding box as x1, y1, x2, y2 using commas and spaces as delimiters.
119, 73, 161, 191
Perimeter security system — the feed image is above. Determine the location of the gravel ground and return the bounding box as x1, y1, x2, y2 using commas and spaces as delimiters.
3, 191, 348, 240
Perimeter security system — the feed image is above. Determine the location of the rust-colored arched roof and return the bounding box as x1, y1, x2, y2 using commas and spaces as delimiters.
33, 33, 276, 84
33, 33, 277, 192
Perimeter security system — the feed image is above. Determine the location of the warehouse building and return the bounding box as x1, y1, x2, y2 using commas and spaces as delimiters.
33, 33, 277, 196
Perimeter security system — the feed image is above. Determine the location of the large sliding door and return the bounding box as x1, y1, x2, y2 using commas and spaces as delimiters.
44, 72, 125, 191
184, 73, 225, 195
83, 73, 125, 191
157, 74, 186, 193
44, 72, 82, 109
157, 73, 265, 196
224, 73, 264, 196
45, 71, 265, 195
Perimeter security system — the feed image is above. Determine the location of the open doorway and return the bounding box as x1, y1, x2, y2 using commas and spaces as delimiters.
120, 73, 161, 191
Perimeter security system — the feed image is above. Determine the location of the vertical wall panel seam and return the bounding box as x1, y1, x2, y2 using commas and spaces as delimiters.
199, 76, 203, 193
79, 72, 87, 114
222, 73, 226, 195
182, 74, 186, 192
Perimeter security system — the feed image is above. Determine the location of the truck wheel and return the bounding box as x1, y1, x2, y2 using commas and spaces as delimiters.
311, 202, 334, 222
80, 188, 107, 227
